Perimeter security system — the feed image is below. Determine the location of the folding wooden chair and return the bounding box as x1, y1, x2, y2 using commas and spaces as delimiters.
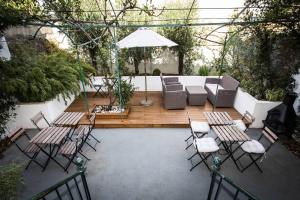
233, 111, 255, 132
188, 137, 220, 171
73, 113, 100, 151
185, 117, 210, 150
31, 111, 50, 130
235, 126, 278, 173
57, 129, 89, 173
88, 74, 105, 97
7, 127, 45, 170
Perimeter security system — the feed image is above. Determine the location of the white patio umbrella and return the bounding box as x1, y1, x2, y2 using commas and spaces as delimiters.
117, 27, 178, 106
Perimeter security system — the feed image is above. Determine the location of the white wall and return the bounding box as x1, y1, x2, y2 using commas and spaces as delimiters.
7, 94, 75, 130
233, 88, 281, 128
0, 36, 11, 60
84, 76, 217, 92
233, 89, 257, 116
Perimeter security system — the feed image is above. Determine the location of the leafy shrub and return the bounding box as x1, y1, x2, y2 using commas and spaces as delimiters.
152, 68, 161, 76
198, 66, 209, 76
0, 163, 23, 200
265, 88, 285, 101
0, 38, 94, 103
0, 94, 15, 139
114, 78, 135, 107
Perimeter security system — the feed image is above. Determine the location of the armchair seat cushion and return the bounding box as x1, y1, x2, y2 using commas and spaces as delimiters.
205, 84, 224, 95
240, 140, 265, 154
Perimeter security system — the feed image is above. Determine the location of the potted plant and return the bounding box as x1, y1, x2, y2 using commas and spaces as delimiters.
91, 75, 135, 119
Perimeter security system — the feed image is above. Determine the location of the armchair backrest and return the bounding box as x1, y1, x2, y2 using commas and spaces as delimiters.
163, 77, 179, 84
164, 84, 183, 92
220, 75, 239, 90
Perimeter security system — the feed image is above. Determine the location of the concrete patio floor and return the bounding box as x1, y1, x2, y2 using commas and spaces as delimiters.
1, 128, 300, 200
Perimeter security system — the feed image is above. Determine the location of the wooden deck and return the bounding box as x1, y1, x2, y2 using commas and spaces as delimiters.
65, 92, 242, 128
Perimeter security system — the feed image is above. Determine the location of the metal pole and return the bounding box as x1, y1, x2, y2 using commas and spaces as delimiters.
76, 47, 89, 112
112, 27, 123, 110
144, 47, 148, 102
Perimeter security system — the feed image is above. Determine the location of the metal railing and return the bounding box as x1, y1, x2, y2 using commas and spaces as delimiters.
30, 158, 91, 200
207, 169, 258, 200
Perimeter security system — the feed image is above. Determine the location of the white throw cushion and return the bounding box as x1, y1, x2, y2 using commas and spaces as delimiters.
240, 140, 265, 154
193, 138, 219, 153
233, 119, 247, 132
191, 121, 210, 133
206, 84, 224, 95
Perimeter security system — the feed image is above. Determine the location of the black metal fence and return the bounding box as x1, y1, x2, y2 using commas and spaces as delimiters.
207, 169, 258, 200
30, 169, 91, 200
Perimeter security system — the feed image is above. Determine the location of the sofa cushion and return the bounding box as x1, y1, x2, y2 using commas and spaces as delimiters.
206, 84, 224, 95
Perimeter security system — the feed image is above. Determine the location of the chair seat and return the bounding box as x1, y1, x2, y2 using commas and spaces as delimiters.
191, 121, 210, 133
205, 84, 224, 95
24, 143, 41, 153
74, 125, 89, 136
58, 141, 77, 155
240, 140, 265, 154
233, 119, 247, 132
193, 138, 219, 153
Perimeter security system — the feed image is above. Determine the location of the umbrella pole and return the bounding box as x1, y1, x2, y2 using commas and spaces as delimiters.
140, 47, 153, 106
144, 48, 148, 101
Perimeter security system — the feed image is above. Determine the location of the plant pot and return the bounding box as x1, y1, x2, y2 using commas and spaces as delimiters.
89, 105, 130, 119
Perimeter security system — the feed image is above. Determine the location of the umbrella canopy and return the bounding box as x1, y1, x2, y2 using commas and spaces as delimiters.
116, 27, 177, 106
117, 27, 178, 48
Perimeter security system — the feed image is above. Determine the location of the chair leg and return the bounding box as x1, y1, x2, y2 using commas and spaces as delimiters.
235, 152, 247, 161
199, 153, 211, 171
241, 154, 263, 173
187, 152, 197, 160
89, 134, 101, 143
185, 143, 193, 150
25, 152, 43, 169
185, 134, 192, 142
84, 140, 97, 151
190, 153, 212, 171
79, 151, 90, 161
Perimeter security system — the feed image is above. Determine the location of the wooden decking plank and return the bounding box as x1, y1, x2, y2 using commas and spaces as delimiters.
66, 92, 242, 128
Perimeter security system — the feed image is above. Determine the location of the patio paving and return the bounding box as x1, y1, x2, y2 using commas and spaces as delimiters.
1, 128, 300, 199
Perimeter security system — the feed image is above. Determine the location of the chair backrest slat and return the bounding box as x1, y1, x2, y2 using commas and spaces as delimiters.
262, 127, 278, 144
7, 127, 25, 142
264, 126, 278, 140
89, 113, 96, 125
242, 111, 255, 127
31, 111, 50, 130
31, 112, 44, 124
